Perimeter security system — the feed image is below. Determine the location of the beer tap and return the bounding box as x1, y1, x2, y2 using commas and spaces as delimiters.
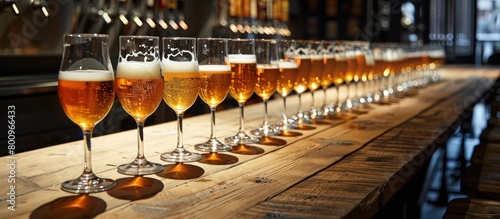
118, 0, 130, 25
167, 0, 178, 30
157, 0, 168, 29
30, 0, 49, 17
145, 0, 156, 29
1, 0, 20, 15
177, 0, 187, 30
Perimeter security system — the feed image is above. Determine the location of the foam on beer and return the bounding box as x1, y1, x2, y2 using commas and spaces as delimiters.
59, 70, 114, 81
227, 54, 256, 63
279, 61, 298, 69
116, 61, 161, 79
199, 65, 231, 72
310, 54, 324, 60
257, 64, 279, 69
324, 54, 335, 59
161, 60, 199, 74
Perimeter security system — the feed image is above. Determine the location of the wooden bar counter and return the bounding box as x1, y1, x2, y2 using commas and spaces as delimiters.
1, 66, 499, 218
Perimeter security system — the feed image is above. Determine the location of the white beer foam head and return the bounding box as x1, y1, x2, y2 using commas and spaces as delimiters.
324, 54, 335, 59
279, 61, 298, 69
310, 54, 324, 60
227, 54, 256, 63
161, 59, 199, 74
257, 64, 279, 69
59, 70, 114, 81
116, 61, 161, 79
199, 65, 231, 72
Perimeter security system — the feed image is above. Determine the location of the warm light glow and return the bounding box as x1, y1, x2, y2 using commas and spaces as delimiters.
146, 17, 156, 28
229, 24, 237, 33
119, 14, 129, 25
102, 12, 112, 24
244, 24, 252, 34
158, 19, 168, 29
133, 16, 143, 27
11, 4, 19, 15
169, 20, 179, 30
41, 6, 49, 17
179, 20, 188, 30
237, 24, 245, 33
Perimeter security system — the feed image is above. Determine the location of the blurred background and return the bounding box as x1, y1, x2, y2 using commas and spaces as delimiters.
0, 0, 498, 155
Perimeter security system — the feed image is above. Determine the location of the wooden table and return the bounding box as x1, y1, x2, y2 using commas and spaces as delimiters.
1, 66, 498, 219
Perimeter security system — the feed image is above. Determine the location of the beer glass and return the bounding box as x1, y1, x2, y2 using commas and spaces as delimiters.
331, 41, 347, 112
307, 40, 325, 119
343, 42, 357, 110
273, 40, 298, 130
194, 38, 232, 152
58, 34, 115, 193
161, 37, 202, 162
116, 36, 163, 175
224, 39, 259, 145
320, 40, 335, 116
250, 39, 280, 136
290, 40, 312, 124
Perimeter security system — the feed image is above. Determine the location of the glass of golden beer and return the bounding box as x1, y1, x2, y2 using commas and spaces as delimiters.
331, 41, 347, 112
116, 36, 164, 175
58, 34, 115, 193
194, 38, 232, 152
319, 40, 336, 116
160, 37, 202, 162
250, 39, 281, 136
290, 40, 313, 124
273, 40, 298, 130
224, 39, 259, 145
307, 40, 326, 119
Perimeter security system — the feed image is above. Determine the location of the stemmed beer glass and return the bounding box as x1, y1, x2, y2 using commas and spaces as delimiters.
224, 39, 259, 145
115, 36, 164, 175
195, 38, 232, 152
273, 40, 298, 130
290, 40, 312, 124
160, 37, 202, 163
251, 39, 280, 136
58, 34, 115, 193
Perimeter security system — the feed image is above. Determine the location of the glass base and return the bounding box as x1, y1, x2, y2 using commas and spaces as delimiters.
61, 173, 115, 194
195, 138, 232, 152
117, 158, 163, 176
293, 112, 313, 124
250, 126, 281, 137
160, 149, 202, 163
224, 132, 259, 145
273, 118, 297, 131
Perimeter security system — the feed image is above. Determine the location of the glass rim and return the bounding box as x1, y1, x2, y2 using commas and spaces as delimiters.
64, 33, 109, 38
162, 37, 197, 40
119, 35, 159, 40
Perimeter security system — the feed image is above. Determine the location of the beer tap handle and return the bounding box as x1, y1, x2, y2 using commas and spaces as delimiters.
157, 0, 168, 29
177, 0, 187, 30
1, 0, 20, 15
30, 0, 49, 17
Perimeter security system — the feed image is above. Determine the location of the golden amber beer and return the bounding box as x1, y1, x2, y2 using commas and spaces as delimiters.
116, 62, 163, 121
355, 54, 367, 82
58, 70, 115, 131
162, 61, 201, 114
308, 55, 324, 91
277, 60, 298, 97
321, 54, 335, 89
199, 65, 232, 108
228, 54, 257, 103
333, 56, 347, 86
293, 56, 311, 94
255, 64, 279, 100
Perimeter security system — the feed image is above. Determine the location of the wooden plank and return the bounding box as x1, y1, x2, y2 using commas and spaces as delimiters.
443, 198, 500, 219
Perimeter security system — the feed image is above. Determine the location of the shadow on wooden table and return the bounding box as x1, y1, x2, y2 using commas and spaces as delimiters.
107, 176, 164, 200
199, 152, 239, 165
156, 163, 205, 180
31, 194, 106, 219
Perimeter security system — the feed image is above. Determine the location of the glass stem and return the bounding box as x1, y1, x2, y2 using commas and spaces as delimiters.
83, 130, 93, 174
297, 93, 302, 114
136, 121, 145, 159
210, 107, 217, 140
346, 83, 350, 101
282, 96, 288, 122
323, 88, 327, 106
238, 102, 245, 133
176, 113, 185, 152
263, 99, 269, 128
310, 91, 315, 109
335, 86, 339, 107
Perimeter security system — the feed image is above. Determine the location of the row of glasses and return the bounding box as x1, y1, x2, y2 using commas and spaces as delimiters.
58, 34, 445, 194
